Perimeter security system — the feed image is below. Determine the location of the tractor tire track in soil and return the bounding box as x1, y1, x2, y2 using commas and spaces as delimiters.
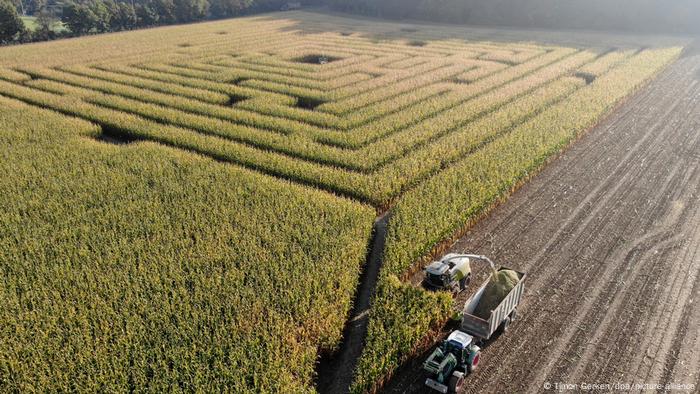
385, 44, 700, 393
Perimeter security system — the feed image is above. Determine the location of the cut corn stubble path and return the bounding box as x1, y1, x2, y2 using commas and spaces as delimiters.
386, 43, 700, 393
318, 213, 390, 394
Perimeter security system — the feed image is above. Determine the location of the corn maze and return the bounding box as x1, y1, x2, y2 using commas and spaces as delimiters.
0, 12, 681, 393
0, 26, 677, 209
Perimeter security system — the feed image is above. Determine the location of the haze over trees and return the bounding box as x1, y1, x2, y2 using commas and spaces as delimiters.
330, 0, 700, 34
3, 0, 699, 45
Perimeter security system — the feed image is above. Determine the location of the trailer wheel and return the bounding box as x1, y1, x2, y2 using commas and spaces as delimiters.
510, 308, 518, 322
448, 371, 465, 392
501, 316, 511, 333
467, 351, 481, 373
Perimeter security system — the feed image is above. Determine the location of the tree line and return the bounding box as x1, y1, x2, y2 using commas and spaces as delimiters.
1, 0, 285, 44
329, 0, 700, 34
3, 0, 699, 46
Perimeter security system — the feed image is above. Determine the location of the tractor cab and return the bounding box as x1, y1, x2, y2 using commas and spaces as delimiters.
423, 330, 481, 393
424, 253, 471, 292
442, 331, 474, 363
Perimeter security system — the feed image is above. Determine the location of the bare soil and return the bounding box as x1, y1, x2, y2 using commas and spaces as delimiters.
384, 45, 700, 393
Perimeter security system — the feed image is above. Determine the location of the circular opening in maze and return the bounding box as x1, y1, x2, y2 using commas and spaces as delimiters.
94, 124, 139, 145
227, 95, 247, 105
295, 96, 326, 110
574, 71, 596, 85
293, 54, 342, 65
229, 77, 249, 85
407, 40, 427, 47
178, 43, 193, 48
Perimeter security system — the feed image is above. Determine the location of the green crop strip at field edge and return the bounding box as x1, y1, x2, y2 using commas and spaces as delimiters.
0, 10, 683, 393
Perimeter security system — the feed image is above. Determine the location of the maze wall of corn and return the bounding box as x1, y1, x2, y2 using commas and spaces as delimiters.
0, 11, 682, 392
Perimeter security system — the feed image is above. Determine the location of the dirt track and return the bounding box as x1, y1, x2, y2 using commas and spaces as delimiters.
385, 44, 700, 393
318, 213, 390, 394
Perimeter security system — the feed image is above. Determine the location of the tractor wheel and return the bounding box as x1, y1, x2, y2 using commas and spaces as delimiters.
448, 371, 465, 393
468, 351, 481, 373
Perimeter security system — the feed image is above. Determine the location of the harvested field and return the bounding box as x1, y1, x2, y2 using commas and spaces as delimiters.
0, 10, 690, 393
386, 41, 700, 394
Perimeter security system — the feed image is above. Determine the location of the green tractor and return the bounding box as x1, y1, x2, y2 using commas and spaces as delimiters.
423, 330, 481, 393
424, 253, 472, 293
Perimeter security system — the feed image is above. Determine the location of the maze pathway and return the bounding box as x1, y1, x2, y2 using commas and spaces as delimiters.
0, 30, 643, 210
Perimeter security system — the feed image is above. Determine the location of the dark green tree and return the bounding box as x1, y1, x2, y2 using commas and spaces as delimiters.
0, 0, 25, 44
88, 0, 111, 32
10, 0, 23, 14
33, 6, 59, 40
19, 0, 46, 14
173, 0, 207, 22
62, 1, 97, 34
209, 0, 251, 18
134, 1, 158, 26
150, 0, 175, 24
106, 0, 136, 30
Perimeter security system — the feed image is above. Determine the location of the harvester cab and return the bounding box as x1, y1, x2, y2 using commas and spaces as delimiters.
423, 330, 481, 393
424, 253, 472, 292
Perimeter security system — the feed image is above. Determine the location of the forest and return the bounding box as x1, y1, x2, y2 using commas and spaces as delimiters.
3, 0, 698, 46
1, 0, 285, 43
330, 0, 700, 34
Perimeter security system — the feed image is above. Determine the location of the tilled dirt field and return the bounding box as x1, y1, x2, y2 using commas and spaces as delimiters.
386, 45, 700, 393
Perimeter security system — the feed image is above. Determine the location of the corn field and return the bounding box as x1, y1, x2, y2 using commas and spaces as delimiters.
0, 10, 682, 393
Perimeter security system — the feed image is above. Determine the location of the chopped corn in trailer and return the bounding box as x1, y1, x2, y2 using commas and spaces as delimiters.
461, 267, 525, 341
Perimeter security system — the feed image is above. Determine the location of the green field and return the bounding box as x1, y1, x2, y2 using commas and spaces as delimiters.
20, 15, 37, 30
20, 15, 67, 33
0, 10, 682, 392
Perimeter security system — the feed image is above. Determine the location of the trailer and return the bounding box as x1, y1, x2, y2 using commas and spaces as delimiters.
460, 267, 526, 341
